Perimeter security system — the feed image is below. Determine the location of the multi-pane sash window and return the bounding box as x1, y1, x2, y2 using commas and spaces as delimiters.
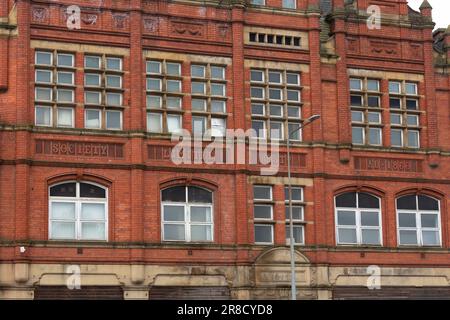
389, 81, 420, 148
250, 69, 302, 140
335, 192, 382, 245
285, 186, 305, 245
253, 185, 274, 244
397, 194, 441, 246
191, 64, 227, 137
349, 78, 382, 146
34, 50, 75, 128
49, 182, 107, 241
282, 0, 296, 9
84, 55, 124, 130
146, 60, 183, 134
161, 186, 213, 242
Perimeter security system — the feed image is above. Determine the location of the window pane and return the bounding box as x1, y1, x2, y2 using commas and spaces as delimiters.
361, 211, 379, 226
106, 93, 122, 106
167, 115, 181, 133
418, 195, 439, 211
211, 83, 225, 96
252, 121, 265, 137
36, 106, 52, 126
286, 226, 303, 244
163, 205, 185, 221
399, 230, 417, 245
57, 54, 74, 67
253, 185, 271, 200
287, 90, 300, 102
166, 62, 181, 76
106, 111, 121, 130
81, 203, 105, 220
405, 83, 417, 95
389, 81, 401, 93
407, 130, 419, 148
270, 121, 283, 140
51, 202, 76, 219
252, 103, 265, 115
349, 79, 362, 91
362, 229, 380, 245
254, 205, 272, 219
351, 111, 363, 122
106, 57, 121, 71
287, 106, 300, 118
85, 73, 101, 86
288, 123, 301, 140
106, 75, 121, 88
282, 0, 296, 9
407, 115, 418, 126
211, 100, 226, 113
192, 99, 207, 111
188, 187, 212, 203
397, 195, 417, 210
336, 192, 357, 208
147, 95, 161, 108
147, 78, 161, 91
421, 214, 438, 228
81, 222, 105, 240
51, 222, 76, 239
368, 128, 381, 145
352, 127, 364, 144
211, 66, 225, 79
167, 80, 181, 93
57, 108, 73, 127
192, 116, 206, 136
406, 99, 418, 110
358, 193, 380, 209
391, 113, 402, 125
286, 73, 299, 85
254, 225, 273, 243
80, 183, 106, 198
269, 88, 282, 100
50, 183, 76, 197
211, 118, 226, 137
147, 113, 162, 133
164, 224, 185, 241
391, 129, 402, 147
191, 65, 205, 78
422, 231, 439, 246
367, 80, 379, 91
367, 96, 380, 108
36, 51, 52, 65
338, 228, 357, 243
251, 87, 264, 99
284, 187, 302, 201
191, 225, 212, 241
250, 70, 264, 82
389, 98, 401, 109
337, 211, 356, 226
398, 212, 416, 228
190, 206, 212, 222
85, 56, 101, 69
192, 82, 205, 94
285, 206, 303, 221
36, 87, 52, 101
162, 186, 186, 202
146, 61, 161, 74
85, 109, 101, 128
368, 112, 381, 124
36, 70, 52, 83
251, 0, 265, 5
350, 95, 362, 106
268, 72, 281, 84
57, 89, 73, 103
167, 96, 181, 109
57, 72, 73, 85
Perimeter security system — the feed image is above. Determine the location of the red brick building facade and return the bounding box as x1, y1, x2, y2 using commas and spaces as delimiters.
0, 0, 449, 299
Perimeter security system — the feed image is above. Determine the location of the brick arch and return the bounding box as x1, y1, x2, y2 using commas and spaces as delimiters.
159, 177, 218, 192
395, 187, 445, 200
333, 184, 385, 198
47, 172, 113, 188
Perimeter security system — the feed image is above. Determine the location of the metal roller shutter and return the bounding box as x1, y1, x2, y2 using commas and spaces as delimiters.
34, 286, 124, 300
149, 286, 231, 300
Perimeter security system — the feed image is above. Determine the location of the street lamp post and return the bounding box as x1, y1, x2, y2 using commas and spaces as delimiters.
287, 114, 320, 301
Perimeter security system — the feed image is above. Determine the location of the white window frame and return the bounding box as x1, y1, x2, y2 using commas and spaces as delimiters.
56, 107, 74, 128
105, 110, 123, 130
106, 57, 122, 71
57, 53, 74, 68
105, 92, 122, 107
84, 91, 102, 105
396, 195, 441, 247
334, 193, 383, 246
211, 66, 225, 80
147, 112, 163, 133
191, 64, 206, 78
35, 87, 53, 102
349, 78, 362, 91
211, 83, 226, 97
35, 105, 53, 127
84, 55, 101, 69
251, 86, 265, 100
56, 89, 74, 103
146, 60, 162, 74
161, 186, 214, 242
254, 224, 274, 245
85, 109, 102, 129
105, 74, 122, 89
352, 126, 365, 145
391, 129, 403, 147
166, 62, 181, 76
48, 181, 108, 241
35, 69, 53, 84
368, 127, 382, 146
250, 70, 265, 83
35, 51, 53, 66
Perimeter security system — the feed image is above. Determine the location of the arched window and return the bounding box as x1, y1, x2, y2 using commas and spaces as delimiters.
335, 192, 382, 245
49, 181, 108, 241
161, 186, 213, 242
396, 194, 441, 246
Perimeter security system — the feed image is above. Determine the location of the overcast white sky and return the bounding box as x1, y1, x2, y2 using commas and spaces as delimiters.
407, 0, 450, 29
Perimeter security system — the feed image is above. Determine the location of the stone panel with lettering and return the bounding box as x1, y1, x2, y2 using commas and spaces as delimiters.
354, 157, 423, 173
35, 140, 124, 159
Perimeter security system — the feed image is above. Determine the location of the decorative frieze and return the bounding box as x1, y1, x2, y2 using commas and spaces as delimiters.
35, 140, 124, 159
